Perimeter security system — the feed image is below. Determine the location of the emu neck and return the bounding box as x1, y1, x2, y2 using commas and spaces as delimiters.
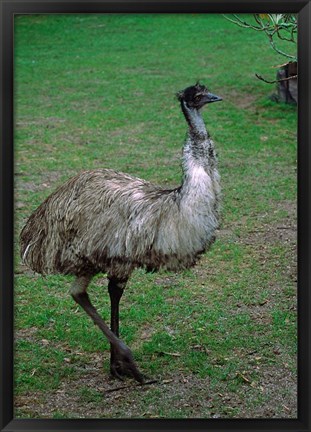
180, 102, 217, 182
181, 102, 208, 141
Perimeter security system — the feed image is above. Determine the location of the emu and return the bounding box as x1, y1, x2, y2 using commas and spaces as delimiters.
20, 82, 222, 383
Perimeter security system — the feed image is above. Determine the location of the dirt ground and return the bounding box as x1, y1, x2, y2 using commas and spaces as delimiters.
15, 360, 296, 419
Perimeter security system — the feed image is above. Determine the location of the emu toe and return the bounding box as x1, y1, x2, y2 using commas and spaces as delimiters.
110, 342, 145, 384
110, 360, 145, 383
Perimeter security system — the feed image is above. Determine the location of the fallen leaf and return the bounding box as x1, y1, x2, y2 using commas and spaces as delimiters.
158, 351, 181, 357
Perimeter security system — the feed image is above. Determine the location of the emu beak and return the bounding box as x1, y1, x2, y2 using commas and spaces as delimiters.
204, 92, 222, 104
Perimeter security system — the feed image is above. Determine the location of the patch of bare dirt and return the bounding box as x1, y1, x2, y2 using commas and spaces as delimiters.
225, 90, 258, 110
15, 327, 38, 343
16, 117, 66, 128
218, 200, 296, 247
15, 171, 66, 193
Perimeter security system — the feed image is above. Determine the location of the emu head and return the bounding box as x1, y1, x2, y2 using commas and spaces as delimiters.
176, 82, 222, 110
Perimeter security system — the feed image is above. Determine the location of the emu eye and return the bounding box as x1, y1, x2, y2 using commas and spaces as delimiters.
194, 95, 201, 102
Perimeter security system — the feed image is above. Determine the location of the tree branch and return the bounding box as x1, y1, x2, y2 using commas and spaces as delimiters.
223, 13, 297, 61
255, 73, 297, 84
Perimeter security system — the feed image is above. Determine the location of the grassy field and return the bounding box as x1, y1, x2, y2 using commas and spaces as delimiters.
14, 14, 297, 419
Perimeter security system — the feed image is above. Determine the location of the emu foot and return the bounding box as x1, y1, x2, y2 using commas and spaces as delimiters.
110, 342, 145, 384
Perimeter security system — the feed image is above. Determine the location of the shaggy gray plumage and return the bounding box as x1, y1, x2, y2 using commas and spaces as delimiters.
20, 82, 222, 382
20, 93, 221, 279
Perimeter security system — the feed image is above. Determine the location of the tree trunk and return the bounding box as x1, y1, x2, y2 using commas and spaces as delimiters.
273, 61, 297, 105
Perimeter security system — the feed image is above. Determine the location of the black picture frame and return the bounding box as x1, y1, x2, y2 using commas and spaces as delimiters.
1, 1, 310, 431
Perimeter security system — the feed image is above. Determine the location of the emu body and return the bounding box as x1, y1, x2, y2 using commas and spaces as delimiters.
20, 83, 222, 382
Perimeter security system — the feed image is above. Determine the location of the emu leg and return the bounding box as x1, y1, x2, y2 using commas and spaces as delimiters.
108, 277, 124, 379
108, 277, 142, 381
71, 277, 144, 384
108, 277, 124, 338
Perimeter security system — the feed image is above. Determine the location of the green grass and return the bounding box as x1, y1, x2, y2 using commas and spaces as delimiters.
14, 14, 297, 419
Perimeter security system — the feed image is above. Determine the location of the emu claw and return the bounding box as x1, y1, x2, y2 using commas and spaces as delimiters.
110, 362, 145, 384
110, 343, 145, 384
110, 363, 125, 381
